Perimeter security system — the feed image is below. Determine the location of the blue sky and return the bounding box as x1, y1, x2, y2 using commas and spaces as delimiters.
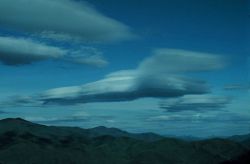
0, 0, 249, 137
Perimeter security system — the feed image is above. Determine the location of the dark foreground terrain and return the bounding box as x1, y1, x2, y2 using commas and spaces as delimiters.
0, 118, 249, 164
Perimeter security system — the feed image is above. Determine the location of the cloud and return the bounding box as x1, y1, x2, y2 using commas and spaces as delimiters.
17, 112, 117, 125
64, 47, 108, 67
146, 111, 250, 137
0, 110, 6, 114
139, 49, 226, 74
0, 0, 134, 42
21, 116, 87, 123
0, 36, 107, 67
147, 113, 215, 122
224, 84, 250, 91
147, 112, 250, 123
2, 48, 226, 106
22, 111, 90, 123
0, 95, 41, 108
159, 95, 231, 112
0, 36, 64, 65
39, 71, 208, 105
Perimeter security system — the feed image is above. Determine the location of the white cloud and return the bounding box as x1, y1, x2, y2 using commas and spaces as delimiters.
0, 0, 134, 42
159, 95, 231, 112
39, 71, 208, 105
139, 48, 226, 75
2, 48, 226, 106
0, 36, 107, 67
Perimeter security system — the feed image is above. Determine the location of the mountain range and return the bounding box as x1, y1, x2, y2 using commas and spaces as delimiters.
0, 118, 249, 164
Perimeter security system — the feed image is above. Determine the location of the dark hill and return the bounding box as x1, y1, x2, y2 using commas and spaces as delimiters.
0, 118, 248, 164
0, 118, 163, 142
221, 150, 250, 164
228, 133, 250, 149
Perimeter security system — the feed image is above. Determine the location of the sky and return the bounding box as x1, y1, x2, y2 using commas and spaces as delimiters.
0, 0, 249, 137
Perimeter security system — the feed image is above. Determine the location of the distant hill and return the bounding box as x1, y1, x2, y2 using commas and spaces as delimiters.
0, 118, 249, 164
